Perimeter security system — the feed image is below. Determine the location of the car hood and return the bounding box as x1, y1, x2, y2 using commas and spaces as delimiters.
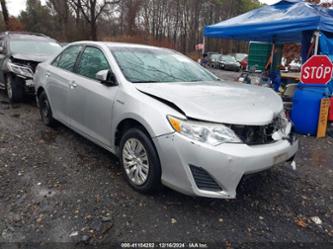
136, 81, 283, 125
12, 53, 50, 63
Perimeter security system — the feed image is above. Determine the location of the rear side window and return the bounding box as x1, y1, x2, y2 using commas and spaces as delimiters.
52, 45, 82, 72
77, 46, 110, 80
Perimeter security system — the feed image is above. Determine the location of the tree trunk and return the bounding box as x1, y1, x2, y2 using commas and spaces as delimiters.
0, 0, 10, 30
90, 0, 97, 40
91, 21, 97, 40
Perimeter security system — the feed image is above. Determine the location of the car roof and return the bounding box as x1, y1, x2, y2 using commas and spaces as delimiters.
0, 31, 55, 41
68, 41, 174, 51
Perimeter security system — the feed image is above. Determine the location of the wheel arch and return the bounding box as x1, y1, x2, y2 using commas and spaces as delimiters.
36, 86, 46, 107
114, 118, 154, 148
36, 86, 45, 98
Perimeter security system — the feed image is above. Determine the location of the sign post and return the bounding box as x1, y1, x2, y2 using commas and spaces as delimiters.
317, 98, 330, 138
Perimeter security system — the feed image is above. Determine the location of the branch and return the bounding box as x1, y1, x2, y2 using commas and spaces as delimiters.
95, 0, 120, 21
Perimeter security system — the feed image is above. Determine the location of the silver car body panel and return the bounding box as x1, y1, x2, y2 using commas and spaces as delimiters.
135, 82, 283, 125
34, 41, 298, 199
154, 133, 298, 199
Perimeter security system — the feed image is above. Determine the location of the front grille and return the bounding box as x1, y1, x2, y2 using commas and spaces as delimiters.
230, 116, 286, 146
26, 61, 39, 73
190, 165, 222, 191
231, 123, 276, 145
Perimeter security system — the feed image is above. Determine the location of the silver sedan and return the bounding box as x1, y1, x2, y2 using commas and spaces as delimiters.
34, 41, 298, 199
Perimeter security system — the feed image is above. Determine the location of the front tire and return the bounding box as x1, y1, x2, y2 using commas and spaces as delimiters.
5, 74, 24, 103
120, 128, 161, 194
38, 91, 56, 127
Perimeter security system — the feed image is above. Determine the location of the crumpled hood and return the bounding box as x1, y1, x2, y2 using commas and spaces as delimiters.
12, 53, 50, 63
136, 81, 284, 125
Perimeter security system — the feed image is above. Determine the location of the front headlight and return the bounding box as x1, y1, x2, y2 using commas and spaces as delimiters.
167, 115, 241, 146
272, 111, 292, 141
279, 111, 292, 135
7, 61, 34, 78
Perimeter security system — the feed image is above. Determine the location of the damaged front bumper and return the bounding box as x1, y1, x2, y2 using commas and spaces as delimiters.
153, 133, 298, 199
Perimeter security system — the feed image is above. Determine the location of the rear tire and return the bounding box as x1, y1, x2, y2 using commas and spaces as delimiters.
120, 128, 162, 194
5, 74, 24, 103
38, 91, 56, 127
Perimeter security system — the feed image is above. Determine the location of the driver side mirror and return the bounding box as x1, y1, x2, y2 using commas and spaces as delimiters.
96, 69, 117, 86
0, 47, 4, 54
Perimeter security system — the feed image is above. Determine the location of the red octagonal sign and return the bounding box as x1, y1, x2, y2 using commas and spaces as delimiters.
301, 55, 333, 85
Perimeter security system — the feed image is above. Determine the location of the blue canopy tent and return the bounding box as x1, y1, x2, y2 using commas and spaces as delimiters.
204, 0, 333, 135
204, 0, 333, 44
204, 0, 333, 63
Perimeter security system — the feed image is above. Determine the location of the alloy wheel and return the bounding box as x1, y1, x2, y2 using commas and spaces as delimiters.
122, 138, 149, 186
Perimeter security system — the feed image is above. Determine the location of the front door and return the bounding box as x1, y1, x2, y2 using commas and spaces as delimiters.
68, 46, 118, 147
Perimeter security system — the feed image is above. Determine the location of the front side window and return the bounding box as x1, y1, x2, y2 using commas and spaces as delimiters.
54, 45, 82, 72
109, 46, 217, 83
77, 46, 110, 80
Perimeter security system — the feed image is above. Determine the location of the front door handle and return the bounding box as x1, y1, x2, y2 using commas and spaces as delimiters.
45, 72, 50, 77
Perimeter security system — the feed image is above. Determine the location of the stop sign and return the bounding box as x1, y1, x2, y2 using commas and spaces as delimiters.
301, 55, 333, 84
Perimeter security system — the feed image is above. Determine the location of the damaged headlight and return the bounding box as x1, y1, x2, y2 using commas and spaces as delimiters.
167, 115, 241, 146
272, 111, 292, 141
7, 61, 34, 78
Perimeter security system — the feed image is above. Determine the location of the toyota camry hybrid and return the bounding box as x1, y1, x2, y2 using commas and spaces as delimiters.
34, 42, 298, 199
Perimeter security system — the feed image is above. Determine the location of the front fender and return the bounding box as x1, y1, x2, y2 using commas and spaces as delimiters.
110, 88, 184, 150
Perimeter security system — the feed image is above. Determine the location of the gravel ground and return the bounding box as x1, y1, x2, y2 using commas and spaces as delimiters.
0, 70, 333, 248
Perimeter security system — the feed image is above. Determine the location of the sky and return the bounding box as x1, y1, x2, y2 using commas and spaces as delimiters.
5, 0, 279, 17
6, 0, 46, 17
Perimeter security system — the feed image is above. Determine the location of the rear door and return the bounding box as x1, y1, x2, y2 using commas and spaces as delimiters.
68, 45, 118, 147
45, 45, 83, 125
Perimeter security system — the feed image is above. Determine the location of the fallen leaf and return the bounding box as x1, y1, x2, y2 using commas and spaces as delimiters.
295, 217, 307, 228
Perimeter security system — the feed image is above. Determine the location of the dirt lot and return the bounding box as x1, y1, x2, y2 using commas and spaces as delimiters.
0, 72, 333, 248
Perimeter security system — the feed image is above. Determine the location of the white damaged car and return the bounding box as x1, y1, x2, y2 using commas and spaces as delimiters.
34, 42, 298, 199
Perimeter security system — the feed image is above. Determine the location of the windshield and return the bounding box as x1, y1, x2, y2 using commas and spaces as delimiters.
221, 55, 237, 63
10, 40, 62, 55
109, 47, 218, 83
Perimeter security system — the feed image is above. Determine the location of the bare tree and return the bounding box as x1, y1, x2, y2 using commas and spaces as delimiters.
48, 0, 70, 40
12, 0, 263, 54
69, 0, 119, 40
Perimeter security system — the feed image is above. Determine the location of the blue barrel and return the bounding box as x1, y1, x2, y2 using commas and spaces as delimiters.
291, 84, 330, 135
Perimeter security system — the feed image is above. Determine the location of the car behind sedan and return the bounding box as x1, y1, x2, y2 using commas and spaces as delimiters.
34, 42, 298, 199
218, 55, 241, 71
233, 53, 248, 70
0, 32, 62, 102
208, 53, 221, 68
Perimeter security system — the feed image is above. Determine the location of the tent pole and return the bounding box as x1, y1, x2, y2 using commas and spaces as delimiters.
203, 36, 206, 55
314, 31, 320, 55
